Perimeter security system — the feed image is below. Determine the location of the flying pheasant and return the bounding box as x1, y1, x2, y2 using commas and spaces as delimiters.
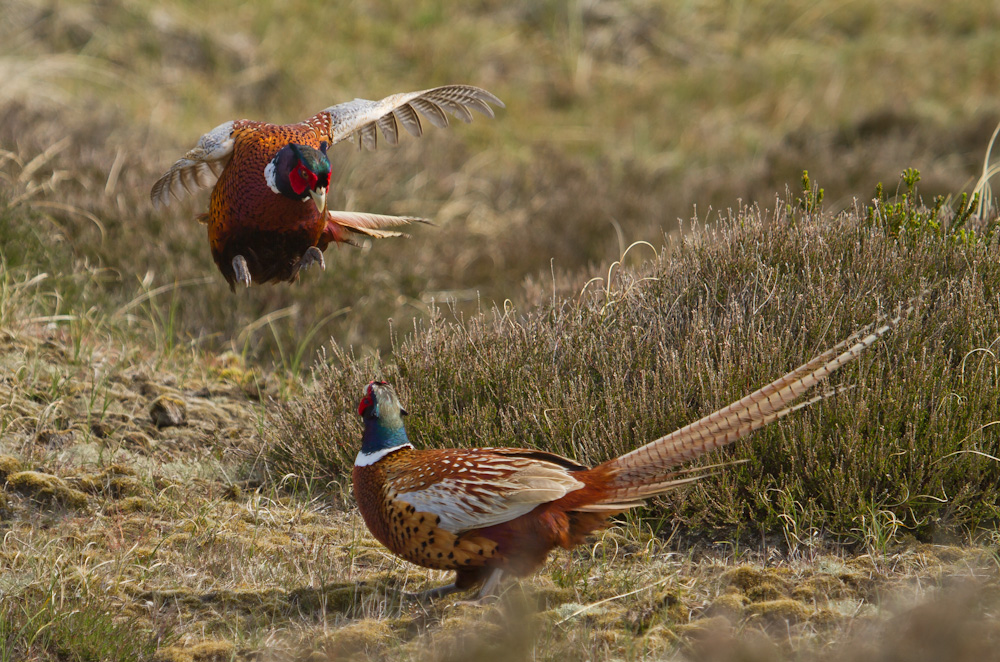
151, 85, 504, 290
353, 310, 907, 600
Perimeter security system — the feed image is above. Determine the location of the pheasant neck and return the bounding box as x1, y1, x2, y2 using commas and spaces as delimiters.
356, 419, 412, 467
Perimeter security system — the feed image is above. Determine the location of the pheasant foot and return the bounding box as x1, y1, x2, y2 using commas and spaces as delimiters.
456, 569, 505, 605
476, 569, 504, 599
232, 255, 251, 288
289, 246, 326, 282
299, 246, 326, 272
404, 569, 505, 605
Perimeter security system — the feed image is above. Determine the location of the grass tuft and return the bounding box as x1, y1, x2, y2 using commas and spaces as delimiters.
0, 589, 165, 662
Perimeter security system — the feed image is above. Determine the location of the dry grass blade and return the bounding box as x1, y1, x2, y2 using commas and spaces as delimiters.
235, 305, 299, 349
555, 577, 673, 626
114, 276, 216, 317
30, 200, 106, 240
17, 137, 70, 184
972, 121, 1000, 221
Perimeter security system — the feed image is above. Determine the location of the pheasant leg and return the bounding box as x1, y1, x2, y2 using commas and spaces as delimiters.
404, 569, 505, 605
452, 569, 505, 606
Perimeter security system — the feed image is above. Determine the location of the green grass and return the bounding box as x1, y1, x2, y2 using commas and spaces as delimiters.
0, 592, 163, 662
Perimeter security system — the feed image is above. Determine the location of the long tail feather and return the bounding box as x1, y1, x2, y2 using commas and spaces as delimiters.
323, 211, 431, 244
596, 300, 917, 503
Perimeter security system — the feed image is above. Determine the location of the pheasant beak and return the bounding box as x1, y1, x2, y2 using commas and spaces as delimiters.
309, 187, 328, 216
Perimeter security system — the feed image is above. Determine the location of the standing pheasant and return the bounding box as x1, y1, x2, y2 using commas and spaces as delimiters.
352, 310, 908, 600
151, 86, 503, 290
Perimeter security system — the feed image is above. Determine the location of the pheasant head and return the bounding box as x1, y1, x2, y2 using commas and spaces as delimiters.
265, 142, 332, 213
356, 381, 412, 466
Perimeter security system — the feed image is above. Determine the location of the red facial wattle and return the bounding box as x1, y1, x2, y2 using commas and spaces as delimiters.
289, 165, 318, 196
358, 389, 374, 416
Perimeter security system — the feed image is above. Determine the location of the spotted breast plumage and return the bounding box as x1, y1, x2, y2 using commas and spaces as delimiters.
151, 85, 503, 290
352, 309, 909, 600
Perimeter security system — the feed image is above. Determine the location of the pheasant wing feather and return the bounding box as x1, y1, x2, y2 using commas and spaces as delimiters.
389, 451, 583, 534
319, 85, 504, 150
150, 120, 236, 208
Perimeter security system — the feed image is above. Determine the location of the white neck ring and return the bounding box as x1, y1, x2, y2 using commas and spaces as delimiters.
354, 443, 413, 467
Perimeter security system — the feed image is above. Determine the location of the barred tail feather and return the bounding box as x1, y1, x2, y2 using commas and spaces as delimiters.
596, 303, 914, 503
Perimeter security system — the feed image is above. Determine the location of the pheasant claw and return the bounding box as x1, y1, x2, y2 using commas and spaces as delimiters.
232, 255, 251, 288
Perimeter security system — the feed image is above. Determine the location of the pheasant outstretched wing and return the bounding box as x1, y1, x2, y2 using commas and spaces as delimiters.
386, 449, 583, 534
150, 120, 236, 208
316, 85, 503, 151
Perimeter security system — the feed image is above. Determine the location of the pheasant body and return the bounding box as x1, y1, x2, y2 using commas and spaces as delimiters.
354, 449, 503, 573
352, 307, 912, 599
354, 445, 623, 581
208, 120, 329, 287
151, 86, 504, 290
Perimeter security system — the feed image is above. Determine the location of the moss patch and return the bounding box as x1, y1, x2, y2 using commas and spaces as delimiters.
6, 470, 89, 509
150, 395, 187, 428
153, 640, 234, 662
0, 455, 23, 481
107, 475, 144, 497
706, 592, 747, 619
317, 619, 394, 658
747, 598, 813, 625
116, 496, 152, 513
721, 566, 792, 602
676, 615, 733, 637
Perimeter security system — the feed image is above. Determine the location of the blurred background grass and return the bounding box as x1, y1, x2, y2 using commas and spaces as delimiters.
3, 0, 1000, 367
